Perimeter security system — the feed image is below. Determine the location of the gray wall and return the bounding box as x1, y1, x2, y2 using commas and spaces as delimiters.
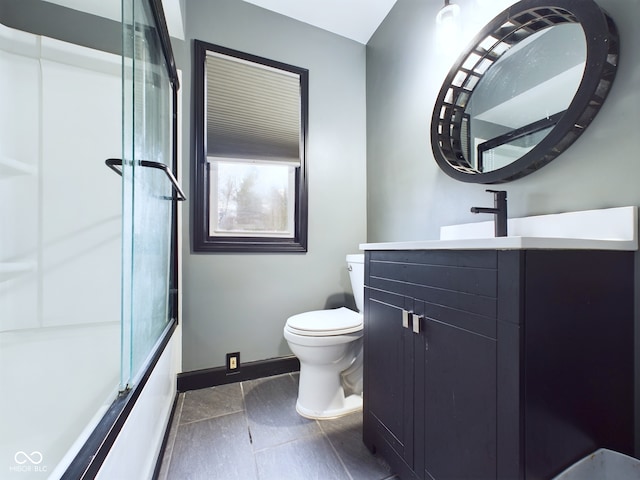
177, 0, 367, 372
0, 0, 121, 54
366, 0, 640, 243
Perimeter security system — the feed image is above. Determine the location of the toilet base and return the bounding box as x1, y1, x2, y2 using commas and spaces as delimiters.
290, 338, 363, 420
284, 318, 363, 420
296, 393, 363, 420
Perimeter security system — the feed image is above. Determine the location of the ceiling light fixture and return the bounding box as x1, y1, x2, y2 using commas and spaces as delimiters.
436, 0, 461, 25
435, 0, 462, 53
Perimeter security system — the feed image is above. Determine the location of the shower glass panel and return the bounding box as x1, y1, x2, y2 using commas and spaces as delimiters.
0, 0, 179, 477
121, 0, 177, 388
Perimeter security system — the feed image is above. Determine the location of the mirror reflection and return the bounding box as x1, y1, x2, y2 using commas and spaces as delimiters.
464, 23, 586, 172
431, 0, 619, 184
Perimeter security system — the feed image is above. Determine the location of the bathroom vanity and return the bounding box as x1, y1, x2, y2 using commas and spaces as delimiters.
361, 227, 638, 479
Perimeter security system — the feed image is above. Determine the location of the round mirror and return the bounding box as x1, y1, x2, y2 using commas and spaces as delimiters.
431, 0, 619, 183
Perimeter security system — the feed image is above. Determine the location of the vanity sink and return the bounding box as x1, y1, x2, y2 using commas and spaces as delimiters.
361, 236, 636, 251
360, 206, 638, 251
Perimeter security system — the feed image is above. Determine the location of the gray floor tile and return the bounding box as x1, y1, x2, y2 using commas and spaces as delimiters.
179, 382, 244, 424
161, 373, 398, 480
167, 411, 257, 480
243, 374, 321, 451
255, 433, 350, 480
321, 411, 393, 480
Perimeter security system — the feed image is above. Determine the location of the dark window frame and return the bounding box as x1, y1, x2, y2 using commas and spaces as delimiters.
192, 40, 309, 253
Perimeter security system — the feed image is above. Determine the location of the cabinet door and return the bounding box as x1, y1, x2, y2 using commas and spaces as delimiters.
422, 317, 497, 480
363, 288, 415, 474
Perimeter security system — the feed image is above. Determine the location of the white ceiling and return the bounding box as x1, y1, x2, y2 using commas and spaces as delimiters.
41, 0, 397, 45
241, 0, 398, 44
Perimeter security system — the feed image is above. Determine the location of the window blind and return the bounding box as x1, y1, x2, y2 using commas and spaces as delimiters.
205, 51, 301, 166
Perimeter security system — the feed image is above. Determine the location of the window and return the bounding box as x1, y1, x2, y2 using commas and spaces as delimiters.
193, 40, 308, 252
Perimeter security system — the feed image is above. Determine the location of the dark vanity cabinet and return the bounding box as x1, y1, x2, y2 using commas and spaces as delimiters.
363, 249, 636, 480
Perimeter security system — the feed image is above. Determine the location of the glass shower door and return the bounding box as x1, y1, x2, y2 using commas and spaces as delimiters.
1, 0, 180, 476
121, 0, 180, 388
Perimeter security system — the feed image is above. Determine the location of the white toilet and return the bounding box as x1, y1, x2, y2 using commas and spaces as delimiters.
284, 254, 364, 419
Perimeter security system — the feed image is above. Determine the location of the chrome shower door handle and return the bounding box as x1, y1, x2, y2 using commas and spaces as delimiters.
105, 158, 187, 201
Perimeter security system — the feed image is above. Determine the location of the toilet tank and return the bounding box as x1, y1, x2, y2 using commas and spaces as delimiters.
346, 254, 365, 313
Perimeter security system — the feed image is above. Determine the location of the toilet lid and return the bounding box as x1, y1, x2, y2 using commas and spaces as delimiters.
286, 307, 363, 336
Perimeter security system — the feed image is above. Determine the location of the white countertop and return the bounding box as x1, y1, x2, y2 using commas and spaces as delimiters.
360, 236, 638, 251
360, 206, 639, 252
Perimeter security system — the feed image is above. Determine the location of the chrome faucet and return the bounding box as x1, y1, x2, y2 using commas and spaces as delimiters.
470, 190, 508, 237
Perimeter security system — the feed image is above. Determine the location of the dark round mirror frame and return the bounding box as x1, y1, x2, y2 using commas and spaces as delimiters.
431, 0, 619, 184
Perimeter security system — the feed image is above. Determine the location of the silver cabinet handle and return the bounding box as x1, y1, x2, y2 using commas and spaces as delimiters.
402, 309, 424, 334
402, 309, 411, 329
412, 313, 422, 334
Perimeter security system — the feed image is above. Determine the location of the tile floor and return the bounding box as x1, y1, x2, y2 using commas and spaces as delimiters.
157, 372, 398, 480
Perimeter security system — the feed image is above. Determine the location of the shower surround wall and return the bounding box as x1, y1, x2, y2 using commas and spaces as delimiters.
0, 22, 122, 477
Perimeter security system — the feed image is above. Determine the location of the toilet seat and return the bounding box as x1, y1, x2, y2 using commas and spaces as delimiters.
286, 307, 363, 336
